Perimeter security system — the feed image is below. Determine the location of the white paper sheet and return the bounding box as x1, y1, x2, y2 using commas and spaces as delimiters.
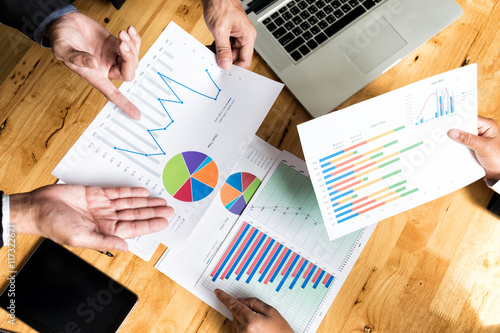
52, 22, 283, 249
298, 65, 483, 240
156, 151, 375, 333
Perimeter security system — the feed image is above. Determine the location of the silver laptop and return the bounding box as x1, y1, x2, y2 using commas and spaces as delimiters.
243, 0, 463, 117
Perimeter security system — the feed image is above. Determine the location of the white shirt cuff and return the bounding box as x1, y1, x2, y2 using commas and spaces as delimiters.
486, 178, 500, 194
2, 194, 10, 246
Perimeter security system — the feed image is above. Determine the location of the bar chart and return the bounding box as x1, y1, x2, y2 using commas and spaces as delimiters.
246, 161, 364, 272
203, 222, 334, 333
414, 88, 455, 125
319, 128, 420, 224
298, 65, 482, 240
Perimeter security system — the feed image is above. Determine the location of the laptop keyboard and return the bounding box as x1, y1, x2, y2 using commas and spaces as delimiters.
262, 0, 384, 62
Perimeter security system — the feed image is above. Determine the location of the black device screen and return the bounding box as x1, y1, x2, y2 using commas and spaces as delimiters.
0, 239, 138, 333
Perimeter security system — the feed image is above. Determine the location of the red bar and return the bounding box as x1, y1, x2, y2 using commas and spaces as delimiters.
329, 176, 356, 189
211, 222, 247, 277
344, 141, 367, 152
329, 164, 354, 177
235, 233, 264, 275
220, 226, 255, 280
323, 273, 331, 285
303, 262, 314, 279
335, 154, 364, 168
352, 196, 369, 205
292, 258, 305, 277
247, 237, 272, 274
337, 179, 363, 192
264, 247, 288, 284
259, 243, 280, 274
352, 199, 376, 212
353, 161, 376, 173
281, 253, 297, 276
312, 268, 322, 283
358, 201, 386, 215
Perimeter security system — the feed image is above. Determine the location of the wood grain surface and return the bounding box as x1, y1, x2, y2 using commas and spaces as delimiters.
0, 0, 499, 332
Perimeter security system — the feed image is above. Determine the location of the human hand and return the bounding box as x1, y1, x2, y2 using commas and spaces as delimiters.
203, 0, 257, 69
448, 116, 500, 182
10, 185, 174, 252
46, 12, 142, 120
214, 289, 294, 333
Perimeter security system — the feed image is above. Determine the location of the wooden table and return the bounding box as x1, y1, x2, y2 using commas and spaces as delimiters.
1, 0, 499, 331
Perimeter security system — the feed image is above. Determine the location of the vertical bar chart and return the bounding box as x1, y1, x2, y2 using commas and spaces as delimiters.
414, 88, 455, 125
204, 221, 335, 333
210, 222, 333, 292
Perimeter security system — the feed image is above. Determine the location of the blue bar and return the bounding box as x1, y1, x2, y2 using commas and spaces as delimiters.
440, 96, 443, 117
322, 165, 336, 174
319, 150, 344, 163
325, 275, 334, 288
334, 202, 353, 213
270, 249, 291, 283
336, 209, 353, 218
324, 174, 331, 179
247, 239, 275, 283
289, 260, 308, 290
259, 243, 282, 283
302, 265, 316, 289
225, 229, 258, 279
338, 212, 359, 223
332, 202, 338, 207
328, 189, 338, 196
277, 254, 300, 292
313, 270, 325, 289
420, 118, 423, 124
236, 234, 266, 281
326, 171, 354, 185
450, 96, 454, 113
435, 112, 438, 118
330, 189, 354, 202
320, 162, 330, 168
212, 224, 251, 281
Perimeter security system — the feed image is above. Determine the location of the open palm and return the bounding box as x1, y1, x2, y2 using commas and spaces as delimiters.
23, 185, 173, 251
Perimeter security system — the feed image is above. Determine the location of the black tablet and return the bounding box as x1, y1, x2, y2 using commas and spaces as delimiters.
0, 239, 138, 333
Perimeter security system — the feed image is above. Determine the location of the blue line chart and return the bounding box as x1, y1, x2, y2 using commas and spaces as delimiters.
113, 69, 221, 156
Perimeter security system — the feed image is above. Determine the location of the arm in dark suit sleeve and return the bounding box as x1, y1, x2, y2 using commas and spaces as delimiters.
0, 0, 77, 45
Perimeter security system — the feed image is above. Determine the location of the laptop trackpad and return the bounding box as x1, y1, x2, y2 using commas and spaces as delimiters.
340, 18, 407, 74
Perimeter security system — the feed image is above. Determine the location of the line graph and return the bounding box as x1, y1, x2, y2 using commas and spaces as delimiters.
113, 70, 221, 156
415, 88, 455, 125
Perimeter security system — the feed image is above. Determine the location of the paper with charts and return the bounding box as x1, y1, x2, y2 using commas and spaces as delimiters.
298, 65, 484, 240
156, 151, 375, 333
52, 22, 283, 248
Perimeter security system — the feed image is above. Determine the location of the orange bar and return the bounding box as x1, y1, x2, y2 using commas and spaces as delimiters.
344, 141, 367, 152
367, 186, 393, 198
367, 129, 395, 142
353, 176, 382, 192
384, 195, 402, 204
352, 196, 370, 205
337, 179, 363, 192
335, 154, 364, 168
355, 166, 380, 179
330, 176, 356, 189
329, 164, 355, 177
353, 155, 375, 167
329, 151, 357, 165
358, 201, 386, 214
353, 161, 376, 173
352, 199, 377, 211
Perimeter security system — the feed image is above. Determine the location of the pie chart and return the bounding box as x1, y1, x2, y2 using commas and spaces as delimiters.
220, 172, 261, 215
163, 151, 218, 202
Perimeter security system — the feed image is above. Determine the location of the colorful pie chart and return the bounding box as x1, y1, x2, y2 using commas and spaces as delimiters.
220, 172, 261, 215
163, 151, 218, 202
